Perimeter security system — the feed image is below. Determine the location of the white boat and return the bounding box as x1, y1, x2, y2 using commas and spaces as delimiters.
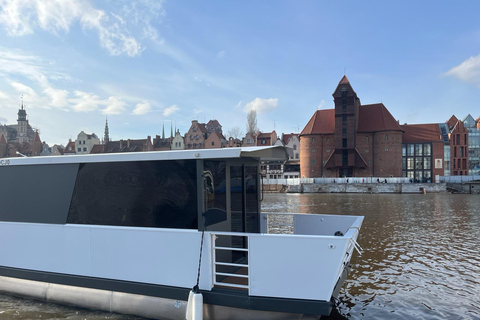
0, 146, 363, 320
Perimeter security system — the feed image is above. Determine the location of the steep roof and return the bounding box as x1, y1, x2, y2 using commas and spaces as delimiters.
300, 109, 335, 135
207, 119, 220, 127
338, 75, 350, 85
446, 115, 458, 129
400, 123, 442, 143
357, 103, 403, 132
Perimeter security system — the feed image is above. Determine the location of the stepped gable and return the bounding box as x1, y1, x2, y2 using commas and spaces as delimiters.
357, 103, 403, 132
400, 123, 442, 142
300, 109, 335, 135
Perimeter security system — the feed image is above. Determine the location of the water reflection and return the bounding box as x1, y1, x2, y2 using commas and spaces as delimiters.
263, 193, 480, 320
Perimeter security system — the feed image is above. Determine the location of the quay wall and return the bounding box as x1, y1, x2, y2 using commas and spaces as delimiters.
285, 183, 447, 194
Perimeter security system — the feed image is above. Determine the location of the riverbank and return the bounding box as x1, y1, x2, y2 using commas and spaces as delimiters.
274, 183, 449, 194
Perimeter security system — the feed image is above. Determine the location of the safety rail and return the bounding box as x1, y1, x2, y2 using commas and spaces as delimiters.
211, 232, 250, 292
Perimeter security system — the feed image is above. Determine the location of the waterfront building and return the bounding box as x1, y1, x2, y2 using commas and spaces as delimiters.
400, 123, 444, 182
171, 130, 185, 150
256, 131, 277, 146
95, 137, 153, 153
205, 131, 227, 148
185, 120, 207, 149
241, 132, 256, 147
75, 131, 100, 154
449, 118, 469, 176
63, 140, 76, 155
462, 114, 480, 175
300, 76, 403, 178
282, 133, 300, 178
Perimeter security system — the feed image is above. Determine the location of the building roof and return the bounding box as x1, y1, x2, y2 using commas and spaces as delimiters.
90, 144, 104, 154
64, 140, 76, 153
357, 103, 403, 132
207, 119, 221, 127
400, 123, 442, 143
338, 75, 350, 85
300, 109, 335, 135
301, 103, 402, 136
281, 133, 298, 145
257, 131, 276, 139
446, 115, 458, 129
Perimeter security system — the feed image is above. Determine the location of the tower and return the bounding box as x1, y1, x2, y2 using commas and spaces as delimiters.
17, 101, 28, 144
104, 117, 110, 144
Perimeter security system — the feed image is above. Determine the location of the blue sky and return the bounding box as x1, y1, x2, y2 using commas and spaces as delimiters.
0, 0, 479, 145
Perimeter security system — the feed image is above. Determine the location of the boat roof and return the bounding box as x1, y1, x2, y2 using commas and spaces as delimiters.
1, 146, 291, 166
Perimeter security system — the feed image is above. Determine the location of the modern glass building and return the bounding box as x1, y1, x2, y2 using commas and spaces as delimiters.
463, 115, 480, 175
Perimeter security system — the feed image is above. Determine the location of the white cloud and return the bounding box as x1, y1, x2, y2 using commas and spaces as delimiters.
243, 98, 279, 114
217, 50, 226, 58
163, 104, 179, 117
69, 90, 101, 112
445, 54, 480, 85
11, 81, 38, 98
43, 87, 68, 108
0, 0, 165, 57
133, 101, 151, 115
102, 96, 126, 115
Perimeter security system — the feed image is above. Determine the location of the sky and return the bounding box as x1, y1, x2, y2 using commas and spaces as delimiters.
0, 0, 479, 146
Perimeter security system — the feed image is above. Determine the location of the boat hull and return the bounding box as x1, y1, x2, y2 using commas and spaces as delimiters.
0, 274, 322, 320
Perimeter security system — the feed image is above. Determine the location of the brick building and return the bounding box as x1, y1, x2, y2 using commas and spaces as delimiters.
300, 76, 403, 178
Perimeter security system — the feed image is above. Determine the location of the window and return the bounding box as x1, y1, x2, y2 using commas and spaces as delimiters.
342, 115, 347, 125
415, 144, 422, 156
190, 135, 193, 140
77, 148, 81, 152
312, 149, 315, 153
212, 142, 214, 146
293, 145, 297, 150
326, 137, 329, 142
295, 153, 299, 159
67, 160, 198, 229
342, 128, 347, 134
311, 159, 316, 165
262, 139, 266, 144
83, 147, 87, 152
193, 127, 197, 132
385, 134, 388, 141
247, 139, 251, 144
366, 136, 369, 143
385, 147, 388, 151
342, 138, 347, 148
365, 149, 369, 153
312, 137, 315, 143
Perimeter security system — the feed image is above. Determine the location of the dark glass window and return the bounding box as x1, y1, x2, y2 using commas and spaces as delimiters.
342, 138, 347, 148
204, 161, 226, 212
67, 160, 198, 229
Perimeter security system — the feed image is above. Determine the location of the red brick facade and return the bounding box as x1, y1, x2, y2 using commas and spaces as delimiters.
300, 76, 403, 178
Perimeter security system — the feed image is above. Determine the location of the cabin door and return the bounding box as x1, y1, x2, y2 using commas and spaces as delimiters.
230, 165, 259, 234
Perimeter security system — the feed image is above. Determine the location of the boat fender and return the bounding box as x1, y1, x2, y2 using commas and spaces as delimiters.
186, 286, 203, 320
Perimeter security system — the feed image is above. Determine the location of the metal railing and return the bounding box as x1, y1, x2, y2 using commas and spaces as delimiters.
211, 232, 250, 291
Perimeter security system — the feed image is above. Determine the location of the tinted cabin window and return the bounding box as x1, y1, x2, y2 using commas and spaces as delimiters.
67, 160, 198, 229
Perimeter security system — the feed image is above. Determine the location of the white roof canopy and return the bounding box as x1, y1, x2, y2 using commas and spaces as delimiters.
2, 146, 291, 166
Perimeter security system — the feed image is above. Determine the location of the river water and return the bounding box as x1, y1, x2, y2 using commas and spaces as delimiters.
1, 193, 479, 319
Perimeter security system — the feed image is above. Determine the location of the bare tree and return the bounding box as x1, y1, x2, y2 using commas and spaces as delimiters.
227, 126, 243, 140
246, 110, 258, 134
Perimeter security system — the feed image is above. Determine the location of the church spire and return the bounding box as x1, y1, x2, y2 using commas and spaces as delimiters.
104, 116, 109, 144
170, 121, 173, 138
162, 120, 165, 139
